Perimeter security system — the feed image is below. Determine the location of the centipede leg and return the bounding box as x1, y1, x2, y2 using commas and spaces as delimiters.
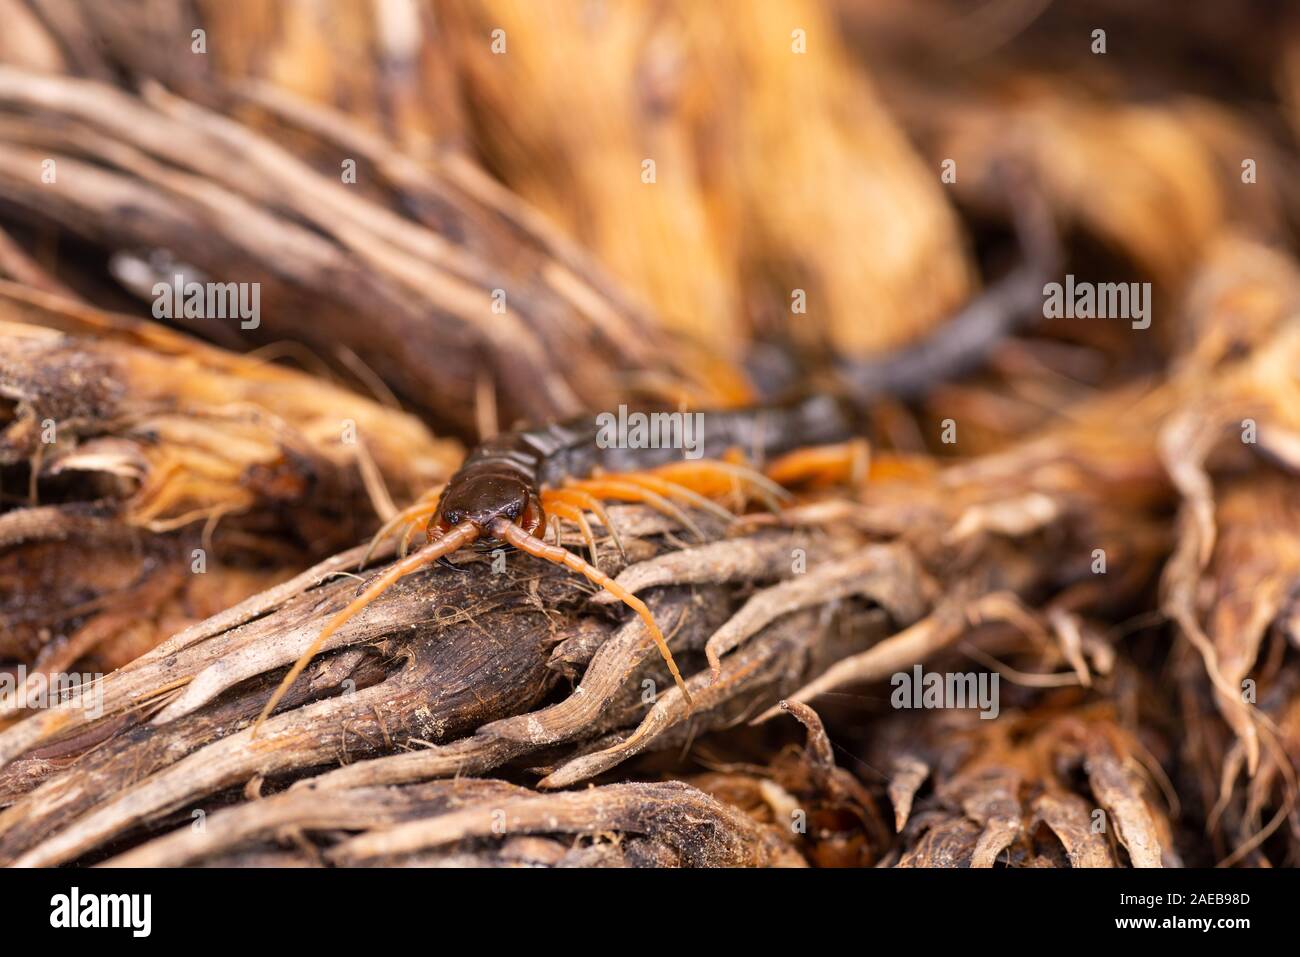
251, 520, 481, 737
539, 496, 601, 564
765, 439, 872, 489
362, 484, 445, 566
649, 460, 791, 512
720, 451, 747, 512
590, 469, 737, 524
401, 517, 427, 557
493, 519, 693, 707
564, 478, 706, 540
541, 488, 627, 561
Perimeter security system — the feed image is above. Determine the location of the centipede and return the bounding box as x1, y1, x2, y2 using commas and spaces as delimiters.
252, 175, 1057, 736
252, 394, 865, 734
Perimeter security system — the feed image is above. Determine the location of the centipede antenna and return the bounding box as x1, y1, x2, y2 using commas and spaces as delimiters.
251, 520, 481, 738
493, 519, 694, 708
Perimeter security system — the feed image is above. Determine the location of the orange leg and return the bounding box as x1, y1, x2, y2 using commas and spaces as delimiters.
648, 459, 790, 512
493, 519, 692, 707
542, 488, 627, 560
252, 521, 481, 737
765, 439, 871, 489
362, 484, 445, 566
720, 449, 749, 511
590, 469, 736, 524
542, 498, 600, 563
400, 518, 428, 557
564, 478, 705, 540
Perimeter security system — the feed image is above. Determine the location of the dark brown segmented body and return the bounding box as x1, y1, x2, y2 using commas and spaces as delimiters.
434, 394, 855, 536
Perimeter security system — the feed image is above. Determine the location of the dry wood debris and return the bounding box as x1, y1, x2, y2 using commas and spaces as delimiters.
2, 1, 1300, 869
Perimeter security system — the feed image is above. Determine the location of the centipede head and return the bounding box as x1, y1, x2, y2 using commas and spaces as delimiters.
432, 469, 544, 543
